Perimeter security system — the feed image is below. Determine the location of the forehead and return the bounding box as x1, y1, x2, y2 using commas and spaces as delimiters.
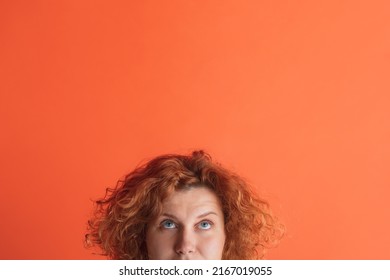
161, 187, 223, 216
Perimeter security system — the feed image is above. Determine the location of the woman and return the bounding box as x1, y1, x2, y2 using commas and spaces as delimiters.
85, 150, 283, 259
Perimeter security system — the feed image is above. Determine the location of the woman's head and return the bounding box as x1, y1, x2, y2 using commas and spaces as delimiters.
85, 150, 283, 259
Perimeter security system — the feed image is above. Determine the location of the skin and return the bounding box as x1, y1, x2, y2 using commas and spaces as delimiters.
145, 186, 226, 260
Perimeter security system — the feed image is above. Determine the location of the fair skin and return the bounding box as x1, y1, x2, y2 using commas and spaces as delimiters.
145, 186, 226, 260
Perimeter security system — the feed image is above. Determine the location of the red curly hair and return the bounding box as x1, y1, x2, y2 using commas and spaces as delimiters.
85, 150, 283, 259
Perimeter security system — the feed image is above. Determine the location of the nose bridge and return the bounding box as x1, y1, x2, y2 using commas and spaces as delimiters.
175, 227, 196, 254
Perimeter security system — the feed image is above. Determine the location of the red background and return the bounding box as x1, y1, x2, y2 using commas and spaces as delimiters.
1, 0, 389, 259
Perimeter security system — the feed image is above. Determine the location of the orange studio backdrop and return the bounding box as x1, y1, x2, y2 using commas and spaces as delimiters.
0, 0, 389, 259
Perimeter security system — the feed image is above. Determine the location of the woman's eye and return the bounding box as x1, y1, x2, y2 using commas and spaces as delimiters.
161, 220, 176, 229
198, 220, 212, 230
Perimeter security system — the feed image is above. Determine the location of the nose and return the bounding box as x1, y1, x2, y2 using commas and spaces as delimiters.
175, 229, 196, 256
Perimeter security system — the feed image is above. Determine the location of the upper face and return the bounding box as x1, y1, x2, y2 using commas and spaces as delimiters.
145, 186, 226, 260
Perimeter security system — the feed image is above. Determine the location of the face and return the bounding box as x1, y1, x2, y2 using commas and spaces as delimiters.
145, 186, 226, 260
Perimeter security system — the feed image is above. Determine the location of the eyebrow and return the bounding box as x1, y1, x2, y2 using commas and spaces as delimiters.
161, 211, 218, 220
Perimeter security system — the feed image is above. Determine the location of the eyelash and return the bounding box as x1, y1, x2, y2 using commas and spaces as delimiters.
159, 219, 214, 230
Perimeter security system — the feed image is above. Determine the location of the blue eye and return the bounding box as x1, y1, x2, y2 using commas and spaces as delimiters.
161, 219, 177, 229
198, 220, 212, 230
